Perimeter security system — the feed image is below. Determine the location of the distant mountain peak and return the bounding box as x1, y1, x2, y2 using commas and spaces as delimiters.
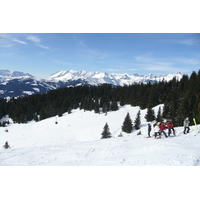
0, 69, 184, 98
0, 69, 33, 78
48, 70, 183, 86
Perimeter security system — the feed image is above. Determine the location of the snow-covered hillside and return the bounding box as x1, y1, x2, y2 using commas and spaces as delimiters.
1, 105, 200, 166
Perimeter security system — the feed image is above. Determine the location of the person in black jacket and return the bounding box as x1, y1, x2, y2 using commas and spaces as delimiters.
147, 123, 151, 138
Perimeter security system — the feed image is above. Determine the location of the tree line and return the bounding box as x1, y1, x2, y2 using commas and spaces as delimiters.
0, 70, 199, 126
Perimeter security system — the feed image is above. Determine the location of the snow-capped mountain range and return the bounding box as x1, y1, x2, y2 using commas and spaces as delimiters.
0, 69, 183, 98
0, 69, 33, 82
48, 70, 183, 85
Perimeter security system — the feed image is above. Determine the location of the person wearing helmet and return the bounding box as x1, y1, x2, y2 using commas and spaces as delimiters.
154, 122, 161, 139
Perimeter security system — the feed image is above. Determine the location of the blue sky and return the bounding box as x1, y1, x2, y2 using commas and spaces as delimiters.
0, 33, 200, 78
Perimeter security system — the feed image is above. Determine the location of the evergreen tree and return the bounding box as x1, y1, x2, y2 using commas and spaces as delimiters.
134, 110, 141, 130
58, 110, 63, 117
193, 93, 200, 124
156, 106, 162, 122
3, 141, 10, 149
106, 101, 111, 112
34, 113, 39, 122
0, 70, 200, 126
162, 93, 176, 120
120, 96, 125, 106
110, 99, 118, 111
68, 107, 72, 114
101, 123, 112, 139
122, 112, 133, 133
145, 105, 155, 122
102, 102, 107, 115
94, 98, 100, 113
176, 91, 191, 126
39, 107, 46, 121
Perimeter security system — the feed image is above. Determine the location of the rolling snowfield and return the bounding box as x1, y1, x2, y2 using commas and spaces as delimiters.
1, 105, 200, 166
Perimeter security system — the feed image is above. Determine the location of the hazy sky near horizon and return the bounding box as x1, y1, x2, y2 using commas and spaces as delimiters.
0, 33, 200, 78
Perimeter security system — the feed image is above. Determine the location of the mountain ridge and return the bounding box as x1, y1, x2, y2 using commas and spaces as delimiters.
47, 70, 183, 86
0, 69, 183, 98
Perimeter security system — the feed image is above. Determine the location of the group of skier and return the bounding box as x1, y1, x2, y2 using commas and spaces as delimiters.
147, 117, 190, 139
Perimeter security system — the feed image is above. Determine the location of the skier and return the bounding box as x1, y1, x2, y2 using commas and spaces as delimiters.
170, 119, 176, 135
160, 121, 168, 138
154, 122, 161, 139
147, 123, 151, 138
166, 120, 175, 136
183, 117, 190, 134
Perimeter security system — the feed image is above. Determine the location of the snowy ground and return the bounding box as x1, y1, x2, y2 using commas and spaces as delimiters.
0, 105, 200, 166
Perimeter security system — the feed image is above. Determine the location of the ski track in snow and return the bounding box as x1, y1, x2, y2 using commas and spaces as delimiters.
0, 105, 200, 166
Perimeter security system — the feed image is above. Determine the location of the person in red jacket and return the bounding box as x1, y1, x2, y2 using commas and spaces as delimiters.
160, 122, 168, 138
166, 120, 175, 136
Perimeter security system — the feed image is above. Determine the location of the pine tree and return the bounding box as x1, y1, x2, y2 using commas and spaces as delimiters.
102, 102, 107, 115
34, 113, 39, 122
176, 92, 190, 126
145, 106, 155, 122
134, 110, 141, 130
58, 110, 63, 117
39, 108, 46, 121
156, 106, 162, 122
101, 123, 112, 139
94, 98, 100, 113
68, 107, 72, 114
122, 112, 133, 133
3, 141, 10, 149
110, 99, 118, 111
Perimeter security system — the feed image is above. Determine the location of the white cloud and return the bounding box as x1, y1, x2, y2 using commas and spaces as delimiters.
0, 33, 9, 39
135, 63, 189, 73
104, 68, 124, 72
128, 68, 139, 71
26, 35, 50, 50
27, 35, 41, 43
0, 33, 27, 46
12, 38, 27, 45
52, 59, 71, 65
88, 49, 108, 59
174, 57, 200, 65
133, 54, 194, 74
177, 39, 196, 45
37, 44, 50, 50
73, 35, 86, 47
135, 55, 172, 67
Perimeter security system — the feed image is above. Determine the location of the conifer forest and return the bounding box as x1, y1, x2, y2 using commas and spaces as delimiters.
0, 70, 200, 126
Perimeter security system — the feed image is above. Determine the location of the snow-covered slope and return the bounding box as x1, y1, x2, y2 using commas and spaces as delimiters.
0, 105, 199, 166
48, 70, 183, 86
